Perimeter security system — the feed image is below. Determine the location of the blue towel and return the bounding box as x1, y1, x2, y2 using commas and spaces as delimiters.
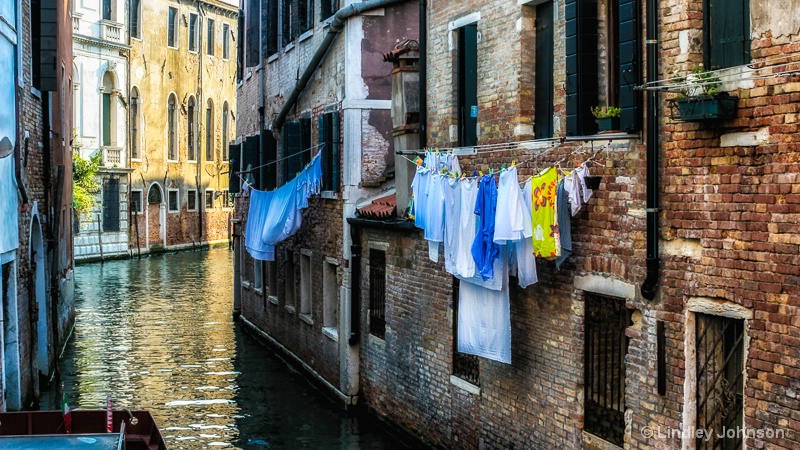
471, 174, 500, 281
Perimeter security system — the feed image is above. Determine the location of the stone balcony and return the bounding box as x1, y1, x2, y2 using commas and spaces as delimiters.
101, 20, 123, 43
72, 13, 81, 33
102, 146, 122, 167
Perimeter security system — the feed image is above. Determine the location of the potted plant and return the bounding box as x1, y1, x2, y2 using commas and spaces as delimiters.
591, 106, 621, 132
669, 66, 738, 121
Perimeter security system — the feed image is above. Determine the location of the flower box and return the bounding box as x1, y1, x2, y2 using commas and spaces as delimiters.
673, 95, 738, 121
596, 117, 620, 132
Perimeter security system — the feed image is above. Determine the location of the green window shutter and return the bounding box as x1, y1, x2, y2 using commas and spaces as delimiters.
102, 93, 111, 146
262, 132, 278, 190
618, 0, 641, 132
283, 121, 303, 183
457, 24, 478, 147
228, 143, 242, 194
565, 0, 599, 136
243, 137, 260, 189
535, 1, 555, 139
319, 114, 330, 190
708, 0, 749, 69
300, 117, 311, 167
331, 112, 340, 192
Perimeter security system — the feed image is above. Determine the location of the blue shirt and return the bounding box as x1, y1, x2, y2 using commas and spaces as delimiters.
471, 175, 500, 281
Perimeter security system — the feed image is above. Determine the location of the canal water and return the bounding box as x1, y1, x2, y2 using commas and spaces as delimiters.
49, 248, 400, 449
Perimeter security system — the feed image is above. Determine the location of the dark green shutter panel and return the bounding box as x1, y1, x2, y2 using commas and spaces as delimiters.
102, 94, 111, 146
458, 24, 478, 147
319, 115, 330, 191
300, 117, 311, 167
229, 143, 242, 193
535, 1, 555, 139
708, 0, 749, 69
332, 112, 340, 193
243, 137, 260, 189
267, 0, 278, 55
565, 0, 599, 136
283, 121, 303, 183
237, 10, 245, 80
246, 0, 260, 66
618, 0, 641, 132
262, 132, 278, 190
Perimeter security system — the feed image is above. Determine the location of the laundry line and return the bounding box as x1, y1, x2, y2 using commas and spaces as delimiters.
238, 143, 325, 174
394, 133, 639, 156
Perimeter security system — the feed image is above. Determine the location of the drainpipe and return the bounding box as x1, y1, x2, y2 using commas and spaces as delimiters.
418, 0, 427, 150
14, 88, 29, 209
272, 0, 409, 135
197, 2, 205, 242
348, 223, 361, 345
640, 0, 659, 300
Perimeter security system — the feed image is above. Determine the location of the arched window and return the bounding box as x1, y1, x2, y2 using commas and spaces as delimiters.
167, 94, 178, 160
101, 71, 115, 147
205, 99, 214, 161
130, 87, 140, 159
131, 0, 141, 38
187, 96, 196, 161
148, 183, 162, 204
222, 101, 229, 161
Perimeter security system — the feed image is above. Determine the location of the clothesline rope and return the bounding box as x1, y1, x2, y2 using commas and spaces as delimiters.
239, 143, 325, 173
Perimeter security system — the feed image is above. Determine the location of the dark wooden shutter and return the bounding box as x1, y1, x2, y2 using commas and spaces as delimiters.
262, 132, 278, 190
246, 0, 260, 66
282, 0, 291, 46
565, 0, 599, 136
243, 137, 260, 189
319, 114, 330, 190
319, 112, 339, 192
237, 10, 244, 80
331, 111, 340, 192
228, 143, 241, 194
618, 0, 641, 132
300, 117, 311, 167
458, 24, 478, 147
102, 177, 120, 232
535, 1, 555, 139
283, 121, 303, 183
267, 0, 279, 55
707, 0, 749, 69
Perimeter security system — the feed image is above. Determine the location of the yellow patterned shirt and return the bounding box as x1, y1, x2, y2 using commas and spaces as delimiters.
531, 167, 561, 258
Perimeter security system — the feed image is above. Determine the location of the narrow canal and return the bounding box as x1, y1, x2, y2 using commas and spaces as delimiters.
49, 248, 399, 449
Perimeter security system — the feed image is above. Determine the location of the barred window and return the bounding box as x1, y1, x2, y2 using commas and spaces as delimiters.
368, 249, 386, 339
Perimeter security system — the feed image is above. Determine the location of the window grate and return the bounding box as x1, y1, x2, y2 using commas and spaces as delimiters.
696, 313, 745, 450
452, 278, 480, 386
102, 177, 120, 232
584, 294, 629, 446
368, 249, 386, 339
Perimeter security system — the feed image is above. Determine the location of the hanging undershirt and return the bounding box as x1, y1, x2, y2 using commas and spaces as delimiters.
514, 179, 538, 287
471, 174, 500, 281
455, 177, 478, 279
531, 166, 561, 259
457, 263, 511, 364
493, 166, 525, 244
411, 166, 431, 231
563, 170, 582, 217
245, 189, 275, 261
555, 178, 573, 269
575, 165, 594, 203
425, 173, 446, 243
443, 176, 462, 274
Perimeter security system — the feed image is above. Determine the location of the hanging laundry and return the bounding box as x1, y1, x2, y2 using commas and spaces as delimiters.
493, 166, 525, 244
563, 170, 582, 217
0, 156, 19, 254
514, 179, 537, 288
245, 189, 275, 261
531, 166, 560, 259
555, 179, 573, 269
425, 173, 446, 262
575, 164, 594, 203
471, 174, 500, 281
457, 267, 511, 364
455, 177, 478, 279
411, 165, 431, 230
443, 176, 462, 274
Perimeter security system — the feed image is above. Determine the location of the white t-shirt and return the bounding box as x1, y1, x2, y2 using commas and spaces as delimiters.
493, 166, 525, 244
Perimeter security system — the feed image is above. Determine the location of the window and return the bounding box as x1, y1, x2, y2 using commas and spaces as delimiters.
167, 94, 178, 160
205, 190, 215, 209
101, 72, 115, 146
206, 19, 215, 55
452, 278, 480, 386
168, 7, 178, 48
695, 314, 745, 450
299, 252, 312, 318
130, 190, 143, 214
368, 249, 386, 339
102, 0, 112, 20
457, 24, 478, 147
102, 177, 120, 232
266, 0, 278, 55
320, 0, 337, 21
322, 260, 338, 336
222, 102, 230, 161
148, 184, 162, 204
221, 189, 232, 208
319, 111, 339, 192
281, 0, 293, 46
298, 0, 312, 34
254, 260, 263, 291
285, 250, 296, 309
705, 0, 749, 69
564, 0, 599, 135
130, 87, 140, 159
187, 96, 196, 161
189, 13, 199, 52
246, 0, 260, 66
534, 2, 554, 139
205, 99, 214, 161
187, 190, 197, 211
131, 0, 141, 38
168, 189, 179, 212
282, 119, 310, 182
267, 261, 278, 299
584, 294, 630, 447
617, 0, 641, 132
222, 23, 230, 59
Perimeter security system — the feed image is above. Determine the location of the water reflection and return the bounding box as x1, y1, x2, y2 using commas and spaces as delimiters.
50, 249, 399, 449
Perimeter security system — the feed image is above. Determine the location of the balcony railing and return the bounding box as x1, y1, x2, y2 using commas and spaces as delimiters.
101, 20, 122, 43
102, 146, 122, 167
72, 13, 81, 33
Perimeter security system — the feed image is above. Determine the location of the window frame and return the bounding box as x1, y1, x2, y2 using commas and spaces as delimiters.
130, 0, 141, 39
221, 189, 232, 209
206, 18, 215, 56
187, 189, 197, 211
368, 248, 386, 340
130, 189, 144, 214
322, 258, 339, 339
188, 13, 199, 53
205, 189, 215, 209
187, 95, 197, 162
222, 23, 231, 60
205, 99, 214, 162
130, 86, 141, 160
167, 93, 179, 162
703, 0, 750, 70
167, 7, 178, 49
299, 250, 312, 321
167, 189, 180, 213
221, 101, 230, 161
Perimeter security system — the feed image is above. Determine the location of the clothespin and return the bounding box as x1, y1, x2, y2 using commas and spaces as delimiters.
511, 160, 516, 167
479, 170, 483, 177
473, 170, 478, 177
501, 164, 506, 172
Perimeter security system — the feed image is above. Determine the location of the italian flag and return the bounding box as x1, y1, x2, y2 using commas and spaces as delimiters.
62, 391, 72, 434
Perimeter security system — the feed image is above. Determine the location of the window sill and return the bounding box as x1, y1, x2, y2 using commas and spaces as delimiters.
284, 304, 296, 314
322, 17, 334, 27
268, 295, 279, 305
298, 29, 313, 43
299, 313, 313, 325
322, 327, 338, 341
242, 281, 251, 290
320, 191, 338, 200
130, 158, 142, 162
284, 42, 295, 54
450, 375, 481, 396
187, 209, 197, 212
254, 287, 263, 296
267, 53, 279, 64
168, 46, 179, 51
166, 159, 180, 163
244, 71, 252, 81
168, 210, 179, 214
30, 86, 42, 99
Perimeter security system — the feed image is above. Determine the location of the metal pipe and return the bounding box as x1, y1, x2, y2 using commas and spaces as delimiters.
641, 0, 660, 300
348, 223, 361, 346
272, 0, 410, 134
418, 0, 427, 150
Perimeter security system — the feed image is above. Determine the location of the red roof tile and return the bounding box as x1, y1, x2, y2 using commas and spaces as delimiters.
356, 193, 396, 220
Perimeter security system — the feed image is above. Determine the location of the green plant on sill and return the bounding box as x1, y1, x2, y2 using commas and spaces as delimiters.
591, 105, 621, 120
673, 65, 722, 98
